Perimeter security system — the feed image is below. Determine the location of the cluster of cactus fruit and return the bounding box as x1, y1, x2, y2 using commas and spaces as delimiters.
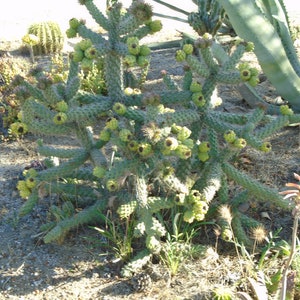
13, 0, 300, 276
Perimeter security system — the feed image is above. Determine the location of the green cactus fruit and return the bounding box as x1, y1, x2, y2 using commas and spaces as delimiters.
248, 75, 259, 87
55, 101, 68, 113
80, 57, 93, 71
190, 81, 202, 93
212, 286, 234, 300
9, 122, 28, 136
177, 126, 191, 141
25, 176, 37, 189
223, 130, 236, 143
113, 102, 127, 115
171, 124, 181, 134
69, 18, 81, 30
175, 49, 186, 62
127, 37, 140, 55
93, 166, 106, 178
163, 137, 179, 151
17, 180, 32, 199
280, 104, 294, 115
233, 138, 247, 149
198, 151, 210, 162
148, 19, 162, 33
183, 210, 195, 223
175, 144, 192, 160
27, 21, 64, 55
137, 55, 150, 67
72, 49, 84, 62
188, 190, 202, 203
239, 69, 251, 81
123, 55, 137, 67
137, 143, 152, 157
84, 47, 98, 59
259, 142, 272, 153
119, 129, 133, 142
192, 92, 206, 107
66, 27, 77, 38
53, 112, 68, 125
105, 117, 119, 130
198, 141, 210, 153
106, 179, 119, 192
127, 140, 139, 152
99, 129, 111, 141
139, 45, 151, 56
117, 201, 137, 219
183, 44, 194, 55
78, 39, 92, 51
129, 0, 153, 23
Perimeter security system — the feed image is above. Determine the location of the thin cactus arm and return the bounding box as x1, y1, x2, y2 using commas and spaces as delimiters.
217, 0, 300, 113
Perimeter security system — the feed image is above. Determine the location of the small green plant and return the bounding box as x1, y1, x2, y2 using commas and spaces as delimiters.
27, 21, 64, 56
93, 211, 136, 262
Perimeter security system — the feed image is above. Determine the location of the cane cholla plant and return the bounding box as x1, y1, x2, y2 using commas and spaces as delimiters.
14, 0, 300, 276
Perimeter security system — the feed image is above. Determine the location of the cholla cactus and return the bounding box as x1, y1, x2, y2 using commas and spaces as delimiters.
14, 0, 300, 275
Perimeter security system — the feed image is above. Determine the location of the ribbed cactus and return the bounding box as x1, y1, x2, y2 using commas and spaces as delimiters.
27, 21, 64, 55
14, 0, 300, 275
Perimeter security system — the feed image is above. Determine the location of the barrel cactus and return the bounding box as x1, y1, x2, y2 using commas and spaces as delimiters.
27, 21, 64, 55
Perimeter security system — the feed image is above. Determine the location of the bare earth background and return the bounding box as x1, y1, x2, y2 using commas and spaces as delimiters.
0, 1, 300, 300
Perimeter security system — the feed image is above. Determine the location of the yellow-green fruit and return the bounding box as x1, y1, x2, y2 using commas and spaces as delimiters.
171, 124, 182, 134
66, 27, 77, 38
280, 104, 294, 115
239, 69, 251, 81
81, 57, 93, 71
106, 179, 119, 192
190, 81, 202, 93
117, 201, 137, 219
127, 140, 139, 152
78, 39, 92, 51
84, 47, 97, 59
124, 87, 134, 95
183, 210, 195, 223
260, 142, 272, 153
139, 45, 151, 56
9, 122, 28, 136
212, 286, 234, 300
148, 20, 162, 33
182, 43, 193, 55
188, 190, 202, 203
137, 55, 150, 67
137, 143, 152, 157
223, 130, 236, 143
113, 102, 127, 115
17, 180, 31, 199
25, 177, 37, 189
55, 101, 68, 112
123, 54, 136, 67
93, 166, 106, 178
163, 137, 179, 151
127, 37, 140, 55
119, 129, 133, 142
105, 117, 119, 130
198, 151, 209, 162
175, 49, 186, 62
248, 75, 259, 87
177, 126, 191, 141
99, 129, 111, 141
69, 18, 80, 29
192, 92, 205, 107
245, 41, 255, 52
175, 144, 192, 160
23, 168, 38, 178
198, 141, 210, 153
53, 112, 67, 125
221, 228, 233, 241
233, 138, 247, 149
72, 49, 84, 62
